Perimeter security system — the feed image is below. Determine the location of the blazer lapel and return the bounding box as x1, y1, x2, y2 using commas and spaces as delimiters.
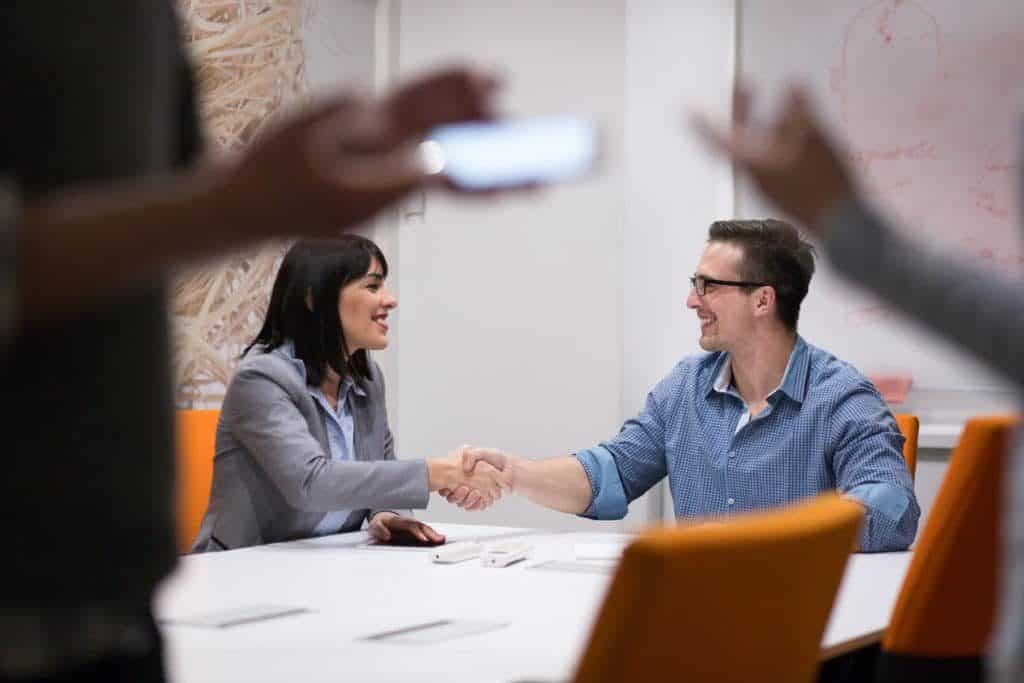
306, 399, 330, 453
350, 390, 373, 462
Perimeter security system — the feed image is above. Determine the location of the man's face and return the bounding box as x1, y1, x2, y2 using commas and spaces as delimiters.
685, 242, 758, 352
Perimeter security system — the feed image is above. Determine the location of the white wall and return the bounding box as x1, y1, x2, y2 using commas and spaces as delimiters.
623, 1, 736, 522
303, 1, 376, 96
302, 0, 402, 397
380, 1, 736, 530
393, 0, 628, 530
378, 1, 950, 537
914, 454, 950, 536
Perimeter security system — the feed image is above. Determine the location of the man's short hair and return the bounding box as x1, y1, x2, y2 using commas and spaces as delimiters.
708, 219, 816, 331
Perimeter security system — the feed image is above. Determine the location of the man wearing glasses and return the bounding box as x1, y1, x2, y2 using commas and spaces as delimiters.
453, 219, 918, 551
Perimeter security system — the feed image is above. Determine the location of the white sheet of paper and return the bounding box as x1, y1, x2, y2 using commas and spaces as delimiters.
530, 560, 615, 575
160, 604, 311, 628
573, 541, 627, 560
361, 619, 508, 644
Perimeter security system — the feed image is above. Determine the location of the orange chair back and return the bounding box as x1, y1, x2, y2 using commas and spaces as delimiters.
894, 413, 920, 481
883, 414, 1019, 657
572, 494, 863, 683
175, 409, 220, 553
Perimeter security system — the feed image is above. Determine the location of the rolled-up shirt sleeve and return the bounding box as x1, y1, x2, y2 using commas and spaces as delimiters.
575, 446, 629, 519
0, 178, 19, 348
845, 481, 917, 552
830, 379, 920, 551
574, 368, 677, 520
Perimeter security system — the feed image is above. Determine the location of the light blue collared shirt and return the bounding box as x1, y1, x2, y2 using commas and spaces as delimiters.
575, 336, 920, 552
281, 342, 366, 536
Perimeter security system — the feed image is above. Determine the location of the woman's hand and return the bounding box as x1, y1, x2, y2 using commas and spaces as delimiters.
367, 512, 445, 544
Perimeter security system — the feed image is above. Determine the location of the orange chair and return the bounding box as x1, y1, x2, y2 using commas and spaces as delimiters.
175, 409, 220, 553
877, 414, 1020, 683
893, 413, 920, 481
571, 494, 863, 683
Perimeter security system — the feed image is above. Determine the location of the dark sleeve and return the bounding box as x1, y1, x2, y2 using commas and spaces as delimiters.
177, 56, 205, 166
0, 179, 18, 348
823, 197, 1024, 388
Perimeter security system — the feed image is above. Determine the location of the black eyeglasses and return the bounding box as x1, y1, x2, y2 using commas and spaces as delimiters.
689, 275, 769, 296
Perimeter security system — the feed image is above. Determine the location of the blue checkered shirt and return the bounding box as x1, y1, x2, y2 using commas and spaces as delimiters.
575, 336, 919, 552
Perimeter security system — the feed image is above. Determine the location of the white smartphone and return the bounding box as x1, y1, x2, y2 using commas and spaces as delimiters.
420, 115, 599, 190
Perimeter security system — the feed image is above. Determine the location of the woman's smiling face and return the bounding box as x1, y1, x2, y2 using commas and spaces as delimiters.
338, 258, 397, 353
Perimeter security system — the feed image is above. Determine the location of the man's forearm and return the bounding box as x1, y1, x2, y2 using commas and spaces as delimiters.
509, 455, 593, 515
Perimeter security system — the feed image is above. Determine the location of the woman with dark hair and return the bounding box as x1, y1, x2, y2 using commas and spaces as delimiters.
192, 235, 505, 551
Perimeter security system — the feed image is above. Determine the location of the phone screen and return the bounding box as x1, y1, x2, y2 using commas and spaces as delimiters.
424, 115, 598, 190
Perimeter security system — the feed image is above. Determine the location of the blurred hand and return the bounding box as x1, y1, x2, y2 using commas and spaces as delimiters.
692, 85, 856, 233
218, 65, 500, 239
367, 511, 445, 544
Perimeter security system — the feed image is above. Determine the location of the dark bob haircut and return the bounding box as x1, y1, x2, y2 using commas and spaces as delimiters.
243, 235, 388, 386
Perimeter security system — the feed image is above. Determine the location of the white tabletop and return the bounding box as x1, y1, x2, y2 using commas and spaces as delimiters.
155, 524, 911, 683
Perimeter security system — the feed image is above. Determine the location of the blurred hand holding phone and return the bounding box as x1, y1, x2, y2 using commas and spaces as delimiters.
419, 115, 599, 190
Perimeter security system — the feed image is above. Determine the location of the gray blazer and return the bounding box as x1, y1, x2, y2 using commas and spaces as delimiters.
191, 348, 429, 552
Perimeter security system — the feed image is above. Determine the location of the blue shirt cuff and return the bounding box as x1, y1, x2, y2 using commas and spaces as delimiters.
844, 482, 911, 524
574, 446, 629, 520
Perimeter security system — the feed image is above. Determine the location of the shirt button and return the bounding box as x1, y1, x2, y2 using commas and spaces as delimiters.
728, 451, 736, 458
727, 498, 735, 506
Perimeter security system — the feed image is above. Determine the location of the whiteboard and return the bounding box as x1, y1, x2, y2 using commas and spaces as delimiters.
737, 0, 1023, 399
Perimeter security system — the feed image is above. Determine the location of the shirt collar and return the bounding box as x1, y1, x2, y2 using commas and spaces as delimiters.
778, 336, 810, 403
706, 335, 809, 404
277, 340, 367, 398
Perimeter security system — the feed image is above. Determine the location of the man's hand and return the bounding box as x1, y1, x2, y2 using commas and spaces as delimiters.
217, 65, 501, 240
367, 512, 445, 544
692, 85, 856, 233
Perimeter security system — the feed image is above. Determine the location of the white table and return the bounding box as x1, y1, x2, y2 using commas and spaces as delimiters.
155, 524, 912, 683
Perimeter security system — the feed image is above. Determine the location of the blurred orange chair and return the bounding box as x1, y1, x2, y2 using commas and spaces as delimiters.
893, 413, 920, 481
571, 494, 863, 683
175, 409, 220, 553
877, 414, 1020, 683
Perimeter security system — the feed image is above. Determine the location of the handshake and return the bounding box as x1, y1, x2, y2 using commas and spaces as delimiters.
427, 446, 514, 511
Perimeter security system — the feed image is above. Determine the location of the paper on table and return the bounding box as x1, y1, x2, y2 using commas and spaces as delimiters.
160, 604, 311, 628
360, 619, 508, 644
573, 541, 628, 560
530, 560, 615, 575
